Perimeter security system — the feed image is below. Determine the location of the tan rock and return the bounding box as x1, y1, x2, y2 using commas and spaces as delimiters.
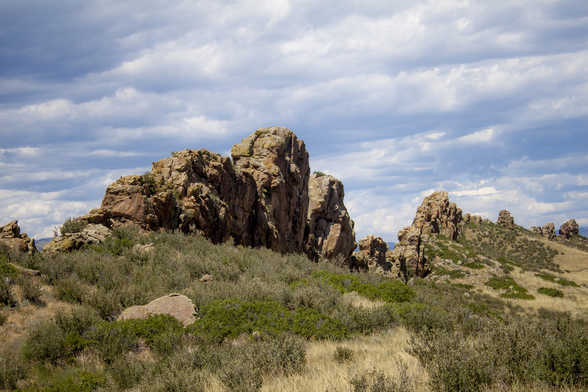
559, 219, 579, 239
199, 274, 214, 282
44, 224, 111, 253
0, 221, 37, 254
354, 235, 390, 273
305, 172, 355, 261
497, 210, 514, 227
411, 191, 462, 240
118, 293, 197, 326
133, 243, 155, 255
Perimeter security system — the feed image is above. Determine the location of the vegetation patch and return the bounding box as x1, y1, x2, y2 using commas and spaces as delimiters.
60, 217, 87, 236
312, 270, 415, 303
432, 266, 465, 279
188, 298, 348, 342
463, 261, 485, 269
485, 276, 535, 300
538, 287, 564, 298
535, 272, 579, 287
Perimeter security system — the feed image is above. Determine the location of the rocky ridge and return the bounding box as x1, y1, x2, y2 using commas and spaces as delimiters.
45, 127, 354, 261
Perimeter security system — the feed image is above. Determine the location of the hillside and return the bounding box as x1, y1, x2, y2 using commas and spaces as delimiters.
1, 219, 587, 391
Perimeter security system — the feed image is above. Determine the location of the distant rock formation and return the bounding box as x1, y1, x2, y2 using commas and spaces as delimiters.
464, 213, 483, 225
559, 219, 579, 239
0, 221, 37, 254
46, 127, 355, 263
305, 172, 356, 261
354, 235, 389, 272
497, 210, 515, 228
412, 191, 463, 240
531, 223, 556, 240
44, 223, 111, 253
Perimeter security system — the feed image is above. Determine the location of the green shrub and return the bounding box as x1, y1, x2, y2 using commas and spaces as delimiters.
0, 277, 16, 307
535, 272, 579, 287
332, 304, 398, 335
538, 287, 564, 298
29, 368, 106, 392
313, 271, 415, 303
188, 298, 348, 342
108, 354, 150, 390
0, 344, 27, 390
463, 261, 485, 269
485, 276, 535, 300
18, 275, 44, 305
433, 266, 465, 279
60, 217, 87, 236
0, 311, 6, 325
394, 302, 452, 333
334, 346, 354, 363
55, 277, 85, 303
350, 366, 414, 392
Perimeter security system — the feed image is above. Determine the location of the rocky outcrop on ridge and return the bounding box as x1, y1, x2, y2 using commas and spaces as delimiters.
531, 223, 556, 240
497, 210, 515, 228
305, 173, 356, 261
47, 127, 354, 261
559, 219, 579, 239
44, 223, 111, 253
0, 221, 37, 254
412, 191, 463, 240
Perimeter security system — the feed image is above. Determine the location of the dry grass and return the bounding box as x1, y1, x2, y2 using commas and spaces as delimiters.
261, 327, 428, 392
340, 291, 386, 309
537, 237, 588, 284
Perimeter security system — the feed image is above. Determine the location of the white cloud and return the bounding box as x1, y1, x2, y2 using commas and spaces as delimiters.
457, 128, 495, 144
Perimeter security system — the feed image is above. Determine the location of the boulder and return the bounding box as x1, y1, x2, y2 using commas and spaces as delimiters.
412, 191, 462, 240
232, 127, 310, 253
305, 172, 356, 261
497, 210, 515, 227
559, 219, 579, 239
44, 224, 111, 253
0, 221, 37, 254
118, 293, 197, 327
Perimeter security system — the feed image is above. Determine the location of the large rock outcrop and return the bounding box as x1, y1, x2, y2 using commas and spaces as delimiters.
44, 223, 111, 253
47, 127, 355, 261
497, 210, 515, 228
531, 223, 556, 240
559, 219, 579, 239
231, 127, 310, 253
118, 293, 197, 327
412, 191, 462, 240
0, 221, 36, 254
388, 192, 462, 279
305, 173, 355, 261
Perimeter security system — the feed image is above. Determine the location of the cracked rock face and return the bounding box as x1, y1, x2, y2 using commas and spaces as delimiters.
305, 173, 355, 261
412, 191, 463, 240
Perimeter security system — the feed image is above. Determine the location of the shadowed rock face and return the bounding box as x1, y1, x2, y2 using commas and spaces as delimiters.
0, 221, 36, 254
559, 219, 579, 239
305, 173, 356, 261
46, 127, 355, 261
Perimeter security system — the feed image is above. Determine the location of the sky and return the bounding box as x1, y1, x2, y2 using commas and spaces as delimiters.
1, 0, 587, 240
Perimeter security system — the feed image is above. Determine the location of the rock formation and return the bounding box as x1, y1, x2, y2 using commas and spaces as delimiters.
412, 191, 462, 240
44, 223, 111, 253
0, 221, 37, 254
305, 172, 356, 261
46, 127, 355, 262
497, 210, 515, 228
531, 223, 556, 240
559, 219, 579, 239
464, 213, 483, 225
118, 293, 197, 326
354, 235, 389, 272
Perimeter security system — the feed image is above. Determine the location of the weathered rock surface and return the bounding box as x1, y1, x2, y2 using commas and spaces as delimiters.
50, 127, 355, 262
531, 223, 556, 240
559, 219, 579, 239
497, 210, 515, 228
354, 235, 389, 272
118, 293, 197, 326
412, 191, 462, 240
0, 221, 37, 254
464, 213, 483, 225
305, 173, 356, 261
232, 127, 310, 253
44, 224, 111, 253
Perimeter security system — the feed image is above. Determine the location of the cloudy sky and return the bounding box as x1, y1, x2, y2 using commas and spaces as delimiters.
1, 0, 587, 240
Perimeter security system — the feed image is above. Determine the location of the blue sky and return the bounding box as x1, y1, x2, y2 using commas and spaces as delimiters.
1, 0, 587, 240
